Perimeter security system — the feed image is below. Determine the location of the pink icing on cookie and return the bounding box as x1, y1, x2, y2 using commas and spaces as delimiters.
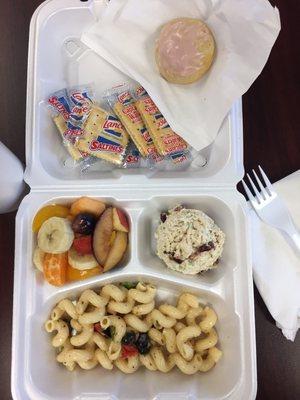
157, 19, 211, 78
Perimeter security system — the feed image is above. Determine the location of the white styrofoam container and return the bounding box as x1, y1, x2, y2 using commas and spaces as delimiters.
12, 1, 257, 399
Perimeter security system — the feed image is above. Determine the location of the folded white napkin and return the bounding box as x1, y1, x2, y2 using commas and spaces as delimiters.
82, 0, 280, 151
250, 170, 300, 341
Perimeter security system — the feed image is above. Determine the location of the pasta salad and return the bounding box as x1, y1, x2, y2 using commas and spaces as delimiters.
45, 282, 222, 374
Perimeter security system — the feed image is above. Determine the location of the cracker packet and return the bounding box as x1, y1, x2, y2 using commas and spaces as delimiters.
77, 105, 129, 166
123, 141, 144, 168
47, 85, 94, 162
134, 85, 188, 156
104, 83, 159, 158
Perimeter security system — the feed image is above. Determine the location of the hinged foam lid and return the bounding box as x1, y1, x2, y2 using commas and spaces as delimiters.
25, 0, 244, 191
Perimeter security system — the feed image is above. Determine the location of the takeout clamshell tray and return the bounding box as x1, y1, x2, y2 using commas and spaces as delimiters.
13, 190, 256, 400
12, 1, 257, 399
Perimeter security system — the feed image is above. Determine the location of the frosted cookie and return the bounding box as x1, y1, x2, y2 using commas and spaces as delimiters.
155, 18, 215, 84
77, 105, 129, 165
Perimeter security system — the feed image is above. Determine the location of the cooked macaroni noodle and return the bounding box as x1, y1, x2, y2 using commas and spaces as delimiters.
186, 307, 203, 326
124, 314, 151, 332
174, 322, 186, 333
59, 348, 94, 364
107, 341, 122, 361
176, 326, 202, 361
100, 315, 126, 342
150, 347, 175, 372
107, 297, 135, 314
170, 353, 203, 375
115, 355, 139, 373
56, 338, 75, 371
177, 293, 199, 312
139, 353, 157, 371
76, 290, 108, 314
70, 318, 82, 332
95, 348, 113, 370
199, 306, 217, 333
70, 323, 93, 347
162, 328, 177, 353
132, 300, 155, 316
92, 332, 109, 351
159, 304, 186, 320
198, 347, 222, 372
101, 284, 126, 302
45, 319, 69, 347
78, 306, 105, 325
51, 299, 78, 320
148, 328, 164, 345
195, 328, 218, 352
148, 309, 176, 329
128, 284, 156, 304
77, 341, 98, 370
78, 356, 99, 370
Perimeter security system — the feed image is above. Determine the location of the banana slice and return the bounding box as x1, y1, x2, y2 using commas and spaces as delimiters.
33, 247, 45, 272
68, 247, 99, 270
38, 217, 74, 254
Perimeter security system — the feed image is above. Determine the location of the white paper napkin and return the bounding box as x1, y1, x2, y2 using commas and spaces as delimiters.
82, 0, 280, 151
250, 170, 300, 341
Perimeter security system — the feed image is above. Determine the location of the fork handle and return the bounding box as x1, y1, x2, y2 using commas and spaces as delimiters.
285, 224, 300, 253
290, 232, 300, 252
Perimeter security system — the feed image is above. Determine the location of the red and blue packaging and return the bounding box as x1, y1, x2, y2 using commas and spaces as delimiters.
47, 85, 94, 161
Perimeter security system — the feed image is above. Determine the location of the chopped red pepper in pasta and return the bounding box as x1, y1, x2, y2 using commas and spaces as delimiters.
121, 344, 138, 359
94, 323, 102, 333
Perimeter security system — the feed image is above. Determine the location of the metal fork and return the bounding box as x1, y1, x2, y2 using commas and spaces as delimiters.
242, 166, 300, 252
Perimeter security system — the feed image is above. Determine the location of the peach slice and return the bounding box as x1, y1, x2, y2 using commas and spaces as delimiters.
70, 197, 106, 217
103, 231, 128, 272
113, 207, 129, 233
32, 204, 70, 233
93, 207, 113, 265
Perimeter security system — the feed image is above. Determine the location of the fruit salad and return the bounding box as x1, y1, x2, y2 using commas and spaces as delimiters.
32, 197, 129, 286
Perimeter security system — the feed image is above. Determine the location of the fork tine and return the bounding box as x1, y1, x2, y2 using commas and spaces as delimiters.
258, 165, 273, 195
246, 173, 262, 203
241, 179, 257, 204
252, 169, 269, 200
